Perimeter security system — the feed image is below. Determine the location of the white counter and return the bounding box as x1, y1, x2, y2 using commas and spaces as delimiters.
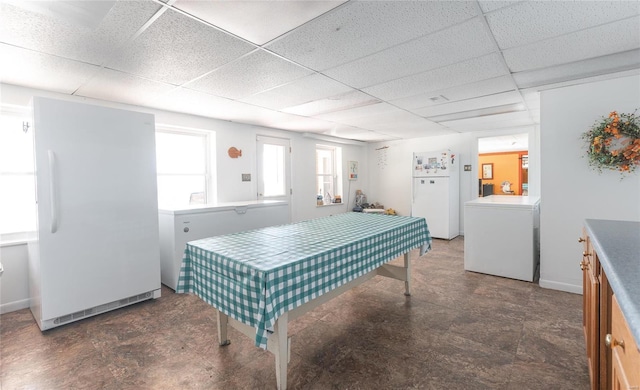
159, 200, 286, 215
464, 196, 540, 281
464, 195, 540, 208
158, 200, 290, 290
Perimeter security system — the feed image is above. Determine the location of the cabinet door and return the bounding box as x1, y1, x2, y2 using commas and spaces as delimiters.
581, 231, 600, 389
610, 295, 640, 390
587, 268, 600, 390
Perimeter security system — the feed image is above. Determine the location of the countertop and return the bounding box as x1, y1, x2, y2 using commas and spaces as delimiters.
159, 200, 288, 215
465, 195, 540, 208
584, 219, 640, 346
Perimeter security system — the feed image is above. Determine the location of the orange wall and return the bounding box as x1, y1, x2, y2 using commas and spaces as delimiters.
478, 151, 525, 195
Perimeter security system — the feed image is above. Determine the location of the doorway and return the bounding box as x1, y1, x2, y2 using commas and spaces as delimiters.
478, 133, 529, 196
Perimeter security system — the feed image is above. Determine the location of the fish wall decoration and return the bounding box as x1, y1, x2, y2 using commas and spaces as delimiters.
228, 147, 242, 158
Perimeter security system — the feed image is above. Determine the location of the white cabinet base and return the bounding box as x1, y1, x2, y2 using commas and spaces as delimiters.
463, 196, 540, 282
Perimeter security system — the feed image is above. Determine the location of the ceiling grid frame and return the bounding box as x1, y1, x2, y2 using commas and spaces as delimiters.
0, 0, 637, 142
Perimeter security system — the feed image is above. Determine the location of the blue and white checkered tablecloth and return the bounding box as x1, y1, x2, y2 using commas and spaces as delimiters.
176, 212, 431, 349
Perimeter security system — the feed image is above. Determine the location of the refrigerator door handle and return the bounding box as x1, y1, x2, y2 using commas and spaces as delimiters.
48, 150, 58, 233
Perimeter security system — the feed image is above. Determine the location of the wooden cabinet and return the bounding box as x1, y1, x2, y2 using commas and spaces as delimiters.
581, 231, 600, 389
581, 229, 640, 390
609, 295, 640, 390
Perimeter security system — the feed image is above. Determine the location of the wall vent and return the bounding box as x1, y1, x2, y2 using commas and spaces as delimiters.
53, 292, 154, 325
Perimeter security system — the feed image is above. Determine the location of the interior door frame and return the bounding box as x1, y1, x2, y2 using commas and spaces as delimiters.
256, 135, 292, 221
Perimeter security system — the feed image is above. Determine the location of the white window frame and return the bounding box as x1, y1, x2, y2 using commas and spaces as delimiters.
155, 125, 216, 207
315, 144, 343, 205
0, 106, 36, 241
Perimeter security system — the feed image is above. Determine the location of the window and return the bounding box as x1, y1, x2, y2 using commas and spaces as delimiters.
262, 143, 286, 197
0, 113, 36, 235
155, 128, 213, 208
316, 145, 342, 204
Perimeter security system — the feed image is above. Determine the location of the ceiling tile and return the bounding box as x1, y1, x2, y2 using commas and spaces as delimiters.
107, 8, 256, 85
282, 90, 380, 116
173, 0, 346, 45
228, 110, 308, 129
0, 1, 161, 65
389, 75, 516, 110
440, 111, 534, 132
317, 103, 433, 130
185, 49, 313, 100
386, 126, 458, 140
413, 91, 522, 118
75, 68, 177, 106
320, 128, 397, 142
316, 102, 399, 122
267, 116, 344, 133
240, 73, 353, 110
363, 53, 509, 101
0, 44, 100, 94
357, 112, 432, 130
427, 103, 526, 123
322, 17, 495, 88
150, 86, 317, 130
486, 1, 640, 49
503, 16, 640, 72
1, 0, 117, 29
147, 87, 247, 120
319, 126, 376, 138
512, 49, 640, 89
478, 1, 523, 14
265, 1, 478, 71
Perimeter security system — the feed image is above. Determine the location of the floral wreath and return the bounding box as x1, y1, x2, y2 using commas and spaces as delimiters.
582, 110, 640, 174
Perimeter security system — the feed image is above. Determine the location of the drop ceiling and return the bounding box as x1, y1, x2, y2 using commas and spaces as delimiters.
0, 0, 638, 142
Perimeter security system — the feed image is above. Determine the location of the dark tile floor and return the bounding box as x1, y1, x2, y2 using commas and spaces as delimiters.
0, 237, 589, 389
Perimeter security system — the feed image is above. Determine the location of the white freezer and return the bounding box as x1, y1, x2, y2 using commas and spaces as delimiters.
158, 200, 290, 290
463, 195, 540, 281
28, 97, 161, 330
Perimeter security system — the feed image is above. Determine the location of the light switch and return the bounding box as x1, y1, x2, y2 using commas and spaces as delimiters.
464, 165, 472, 171
242, 173, 251, 181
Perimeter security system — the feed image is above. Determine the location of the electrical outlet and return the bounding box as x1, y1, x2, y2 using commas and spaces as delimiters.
464, 165, 472, 171
242, 173, 251, 182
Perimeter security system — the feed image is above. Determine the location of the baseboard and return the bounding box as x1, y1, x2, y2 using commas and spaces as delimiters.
539, 279, 582, 295
0, 298, 30, 314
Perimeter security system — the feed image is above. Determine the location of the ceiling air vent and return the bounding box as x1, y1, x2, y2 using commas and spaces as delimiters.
428, 95, 449, 103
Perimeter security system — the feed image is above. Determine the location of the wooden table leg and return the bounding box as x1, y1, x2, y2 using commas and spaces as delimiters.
273, 312, 289, 390
404, 252, 411, 296
217, 310, 231, 346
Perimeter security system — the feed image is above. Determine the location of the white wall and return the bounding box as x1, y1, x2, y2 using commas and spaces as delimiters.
0, 243, 30, 313
367, 127, 539, 232
0, 83, 368, 312
539, 75, 640, 293
214, 123, 368, 222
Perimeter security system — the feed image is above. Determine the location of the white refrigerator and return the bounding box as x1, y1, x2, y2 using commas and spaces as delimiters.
411, 151, 459, 240
28, 97, 161, 331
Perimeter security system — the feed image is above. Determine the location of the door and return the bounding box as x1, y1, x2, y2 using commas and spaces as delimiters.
256, 136, 291, 214
412, 177, 449, 239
